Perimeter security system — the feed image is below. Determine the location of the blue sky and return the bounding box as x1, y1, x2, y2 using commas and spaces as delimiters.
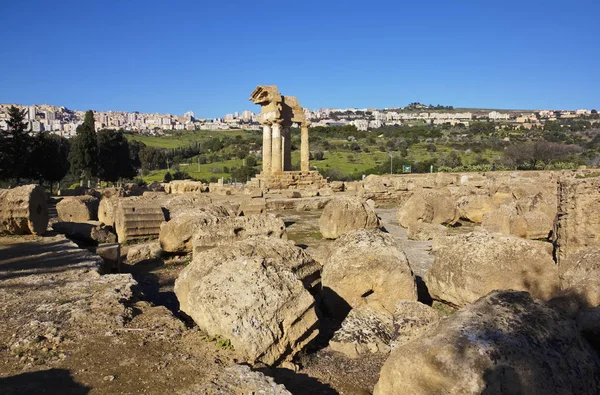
1, 0, 598, 117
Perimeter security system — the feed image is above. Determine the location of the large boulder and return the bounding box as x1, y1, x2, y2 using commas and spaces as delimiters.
56, 195, 99, 222
322, 229, 417, 317
456, 194, 497, 223
192, 214, 286, 253
126, 241, 162, 264
159, 205, 233, 253
329, 300, 443, 359
482, 201, 554, 240
174, 242, 318, 365
178, 237, 321, 314
425, 232, 559, 307
374, 291, 600, 395
397, 188, 458, 229
0, 185, 48, 235
318, 196, 380, 239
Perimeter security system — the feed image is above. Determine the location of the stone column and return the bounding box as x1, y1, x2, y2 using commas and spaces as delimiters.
262, 123, 272, 174
301, 124, 310, 173
283, 127, 292, 171
271, 123, 282, 173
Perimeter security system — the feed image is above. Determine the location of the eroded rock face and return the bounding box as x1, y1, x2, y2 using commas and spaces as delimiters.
406, 222, 448, 241
126, 241, 162, 264
374, 291, 600, 395
52, 221, 116, 244
482, 201, 554, 240
192, 214, 286, 253
425, 232, 559, 307
178, 237, 321, 314
318, 196, 380, 239
175, 237, 319, 365
456, 194, 497, 223
184, 364, 291, 395
397, 188, 458, 229
391, 300, 443, 348
329, 304, 394, 358
56, 196, 99, 222
560, 247, 600, 308
159, 206, 234, 253
322, 229, 417, 317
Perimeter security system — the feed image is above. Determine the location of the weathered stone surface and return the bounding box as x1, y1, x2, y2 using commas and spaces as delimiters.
98, 197, 118, 227
391, 300, 443, 348
175, 252, 318, 365
160, 206, 234, 253
192, 214, 286, 253
184, 364, 291, 395
329, 304, 394, 358
556, 177, 600, 263
482, 202, 554, 240
322, 229, 417, 317
397, 188, 458, 228
114, 201, 165, 242
239, 198, 267, 216
456, 194, 496, 223
374, 291, 600, 395
425, 232, 559, 307
57, 195, 99, 222
126, 241, 162, 264
406, 222, 447, 241
560, 247, 600, 308
163, 180, 208, 194
329, 181, 345, 192
319, 196, 380, 239
178, 237, 321, 316
52, 221, 117, 244
0, 185, 48, 235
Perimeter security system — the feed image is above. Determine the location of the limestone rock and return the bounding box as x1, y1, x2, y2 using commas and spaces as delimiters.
397, 188, 458, 229
329, 304, 394, 358
163, 180, 208, 194
406, 222, 447, 241
374, 291, 600, 395
318, 196, 380, 239
192, 214, 286, 253
178, 237, 321, 314
456, 194, 496, 223
239, 198, 267, 216
560, 247, 600, 308
126, 241, 162, 264
175, 253, 318, 365
56, 195, 99, 222
0, 184, 48, 235
482, 202, 553, 240
329, 181, 345, 192
322, 229, 417, 317
391, 300, 443, 348
91, 243, 121, 273
98, 197, 118, 227
425, 232, 559, 307
52, 221, 117, 244
160, 206, 234, 253
184, 364, 291, 395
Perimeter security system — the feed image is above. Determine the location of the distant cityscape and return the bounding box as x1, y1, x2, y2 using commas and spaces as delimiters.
0, 102, 597, 138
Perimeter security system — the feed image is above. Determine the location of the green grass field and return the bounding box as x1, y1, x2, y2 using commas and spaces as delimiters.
126, 129, 257, 149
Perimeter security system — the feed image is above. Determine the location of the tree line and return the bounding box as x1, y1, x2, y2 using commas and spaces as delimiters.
0, 107, 138, 192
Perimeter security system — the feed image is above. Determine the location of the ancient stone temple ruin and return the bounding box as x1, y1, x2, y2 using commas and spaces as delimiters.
247, 85, 326, 190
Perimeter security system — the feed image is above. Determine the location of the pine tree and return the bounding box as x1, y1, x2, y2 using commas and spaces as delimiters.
0, 106, 31, 184
68, 110, 98, 184
97, 129, 136, 183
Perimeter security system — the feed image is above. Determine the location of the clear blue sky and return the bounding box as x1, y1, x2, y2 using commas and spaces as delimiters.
2, 0, 599, 118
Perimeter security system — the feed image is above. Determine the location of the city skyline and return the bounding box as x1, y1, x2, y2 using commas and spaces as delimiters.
2, 1, 599, 117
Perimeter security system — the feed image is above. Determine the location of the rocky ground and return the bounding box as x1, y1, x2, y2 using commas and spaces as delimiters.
0, 200, 455, 394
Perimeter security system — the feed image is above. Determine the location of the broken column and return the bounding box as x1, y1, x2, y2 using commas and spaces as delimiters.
0, 184, 48, 235
262, 122, 272, 174
301, 123, 310, 173
114, 201, 165, 242
271, 122, 283, 173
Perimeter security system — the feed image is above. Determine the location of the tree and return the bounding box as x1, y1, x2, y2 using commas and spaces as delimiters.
29, 133, 70, 194
97, 129, 136, 183
68, 110, 98, 183
163, 171, 173, 183
0, 106, 31, 183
